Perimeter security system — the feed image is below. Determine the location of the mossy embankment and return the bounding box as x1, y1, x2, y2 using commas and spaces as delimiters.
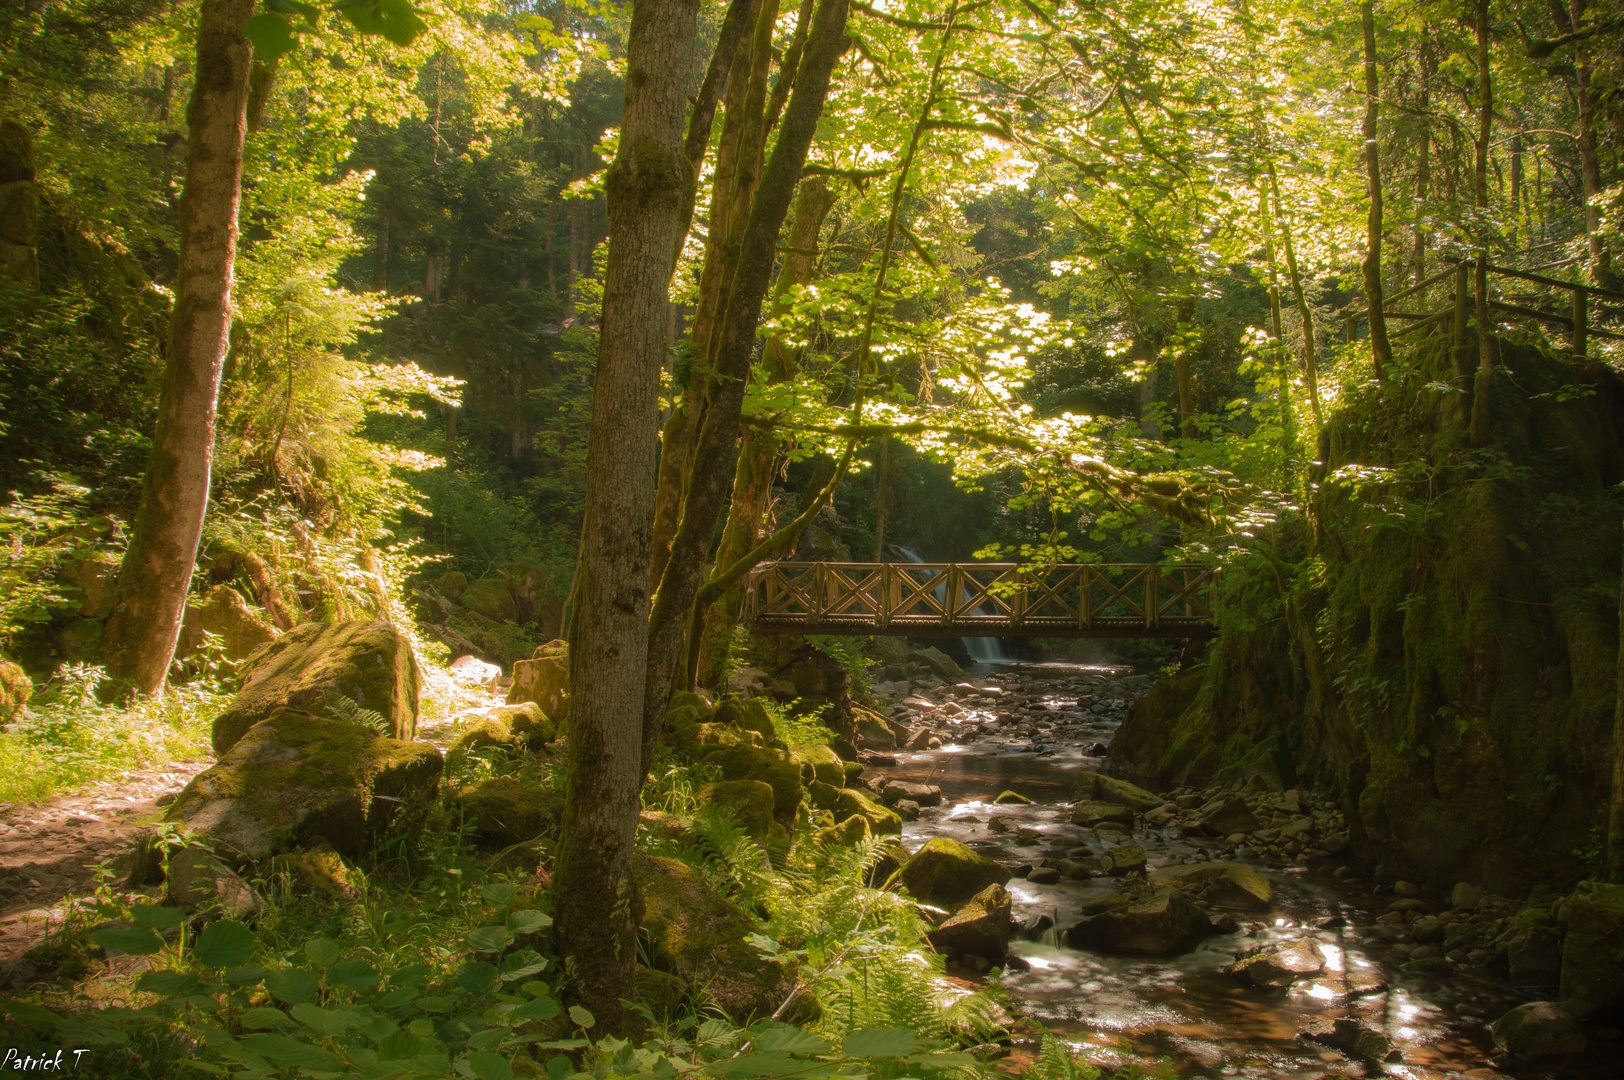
1113, 338, 1624, 895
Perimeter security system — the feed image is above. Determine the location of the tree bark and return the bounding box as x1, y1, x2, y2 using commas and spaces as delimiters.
0, 121, 39, 290
1611, 518, 1624, 883
1269, 163, 1322, 427
1557, 0, 1614, 289
554, 0, 700, 1032
1468, 0, 1494, 445
1360, 0, 1392, 383
1412, 33, 1433, 289
102, 0, 255, 697
1258, 184, 1296, 467
642, 0, 851, 776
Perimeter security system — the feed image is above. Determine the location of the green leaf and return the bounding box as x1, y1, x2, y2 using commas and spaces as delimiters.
243, 12, 301, 63
239, 1007, 289, 1030
135, 970, 200, 997
707, 1052, 826, 1078
91, 923, 164, 956
130, 905, 187, 931
567, 1005, 594, 1030
264, 0, 320, 18
391, 963, 434, 988
291, 1002, 365, 1036
193, 921, 255, 969
306, 938, 343, 968
264, 967, 321, 1005
336, 0, 428, 47
498, 950, 546, 982
457, 961, 500, 997
467, 924, 515, 953
506, 910, 551, 935
224, 964, 266, 988
481, 883, 518, 909
510, 995, 560, 1022
751, 1025, 829, 1056
0, 1000, 62, 1033
238, 1032, 340, 1071
328, 958, 382, 991
841, 1027, 933, 1058
467, 1050, 516, 1080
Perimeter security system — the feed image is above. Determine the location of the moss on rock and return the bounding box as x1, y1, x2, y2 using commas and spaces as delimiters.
458, 778, 563, 847
1152, 862, 1272, 911
793, 744, 846, 787
697, 780, 775, 841
887, 838, 1010, 908
701, 746, 802, 820
1073, 772, 1162, 812
716, 698, 776, 743
508, 639, 570, 724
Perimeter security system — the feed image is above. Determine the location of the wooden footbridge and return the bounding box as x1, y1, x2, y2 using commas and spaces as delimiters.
741, 561, 1217, 638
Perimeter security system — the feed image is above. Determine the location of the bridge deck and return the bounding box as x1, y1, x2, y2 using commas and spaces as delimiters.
741, 561, 1216, 638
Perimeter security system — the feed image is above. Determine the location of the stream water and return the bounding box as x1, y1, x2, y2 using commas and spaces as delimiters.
869, 659, 1622, 1080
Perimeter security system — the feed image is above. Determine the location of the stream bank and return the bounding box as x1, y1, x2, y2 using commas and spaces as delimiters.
855, 658, 1623, 1079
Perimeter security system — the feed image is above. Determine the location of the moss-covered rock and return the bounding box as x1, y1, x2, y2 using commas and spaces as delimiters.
702, 746, 802, 820
493, 701, 556, 747
438, 571, 468, 601
167, 708, 442, 862
634, 854, 792, 1022
993, 790, 1032, 805
264, 839, 361, 898
853, 707, 896, 750
166, 846, 264, 916
793, 744, 846, 787
458, 778, 562, 847
926, 882, 1012, 960
1073, 772, 1162, 812
213, 620, 422, 756
1152, 862, 1272, 911
1224, 938, 1326, 987
175, 585, 278, 666
448, 716, 516, 763
0, 659, 29, 723
887, 838, 1010, 908
697, 780, 775, 841
508, 639, 570, 724
1070, 801, 1134, 828
1559, 881, 1624, 1019
1063, 887, 1212, 956
461, 577, 521, 622
814, 814, 872, 848
716, 698, 776, 743
833, 788, 901, 836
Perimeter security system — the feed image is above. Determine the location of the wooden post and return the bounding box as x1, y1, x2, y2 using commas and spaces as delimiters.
944, 565, 957, 628
812, 563, 825, 620
1012, 567, 1026, 628
1345, 314, 1355, 344
1078, 567, 1092, 630
1573, 288, 1589, 360
1145, 566, 1158, 630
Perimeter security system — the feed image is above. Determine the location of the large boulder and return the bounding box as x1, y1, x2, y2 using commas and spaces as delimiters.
166, 846, 264, 917
716, 698, 775, 744
508, 639, 569, 723
887, 838, 1010, 908
1492, 1002, 1587, 1060
460, 577, 520, 622
702, 746, 802, 821
1152, 862, 1272, 911
212, 621, 421, 756
697, 780, 775, 841
854, 708, 896, 750
166, 708, 442, 862
1559, 880, 1624, 1019
1225, 938, 1325, 987
1198, 797, 1261, 837
1073, 772, 1162, 813
458, 778, 562, 847
0, 659, 30, 723
909, 647, 962, 681
1071, 801, 1134, 828
1064, 888, 1212, 956
175, 585, 279, 665
58, 552, 118, 619
793, 744, 846, 787
927, 883, 1012, 960
635, 854, 793, 1022
806, 783, 901, 836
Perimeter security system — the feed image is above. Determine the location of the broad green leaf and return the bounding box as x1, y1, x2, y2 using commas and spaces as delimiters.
480, 882, 518, 909
264, 0, 319, 18
751, 1025, 829, 1056
467, 1049, 516, 1080
336, 0, 428, 47
841, 1027, 932, 1058
507, 910, 552, 935
0, 1000, 61, 1033
223, 964, 265, 988
91, 923, 163, 955
291, 1002, 366, 1036
305, 937, 343, 968
53, 1016, 130, 1047
135, 969, 199, 997
243, 12, 301, 63
567, 1005, 594, 1030
706, 1052, 821, 1078
130, 905, 186, 931
391, 962, 434, 987
264, 967, 321, 1005
193, 921, 255, 969
238, 1032, 340, 1071
457, 960, 499, 997
468, 1028, 506, 1051
329, 958, 382, 991
498, 950, 546, 982
510, 995, 560, 1022
467, 924, 514, 953
239, 1007, 289, 1030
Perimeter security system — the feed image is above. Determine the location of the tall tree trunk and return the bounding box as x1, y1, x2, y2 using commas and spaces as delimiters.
1268, 163, 1323, 426
1175, 347, 1195, 438
554, 0, 700, 1032
1258, 184, 1296, 467
1360, 0, 1393, 383
1413, 33, 1433, 289
102, 0, 255, 697
0, 121, 38, 291
1468, 0, 1494, 445
1611, 521, 1624, 883
642, 0, 851, 776
1558, 0, 1614, 288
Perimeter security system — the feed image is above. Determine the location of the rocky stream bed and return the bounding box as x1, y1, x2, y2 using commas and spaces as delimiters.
857, 659, 1623, 1080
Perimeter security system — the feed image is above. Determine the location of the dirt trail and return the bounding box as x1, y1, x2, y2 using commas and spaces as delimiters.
0, 761, 209, 984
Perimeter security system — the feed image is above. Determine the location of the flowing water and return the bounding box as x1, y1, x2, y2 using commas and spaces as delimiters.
870, 660, 1622, 1079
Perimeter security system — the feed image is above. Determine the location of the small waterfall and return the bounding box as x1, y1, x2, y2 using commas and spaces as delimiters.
893, 547, 1011, 665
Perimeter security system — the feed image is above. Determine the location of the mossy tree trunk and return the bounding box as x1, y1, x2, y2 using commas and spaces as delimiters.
1467, 0, 1494, 445
554, 0, 702, 1031
1359, 0, 1392, 384
1611, 521, 1624, 884
102, 0, 255, 697
0, 120, 39, 290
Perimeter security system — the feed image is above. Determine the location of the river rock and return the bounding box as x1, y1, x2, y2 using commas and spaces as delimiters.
1411, 914, 1446, 944
792, 744, 846, 787
1452, 882, 1484, 910
697, 780, 775, 841
1064, 887, 1212, 956
1070, 801, 1134, 828
1102, 840, 1146, 874
879, 780, 941, 807
909, 647, 963, 681
704, 746, 802, 821
175, 585, 279, 665
1197, 797, 1260, 836
167, 707, 442, 862
1151, 862, 1271, 911
1301, 1018, 1395, 1062
212, 620, 422, 756
926, 883, 1012, 960
993, 790, 1032, 804
1507, 924, 1561, 987
1559, 880, 1624, 1019
458, 777, 562, 846
1073, 772, 1162, 812
1492, 1002, 1587, 1059
635, 854, 792, 1022
887, 837, 1010, 907
1027, 867, 1061, 884
507, 639, 569, 722
854, 708, 897, 750
1225, 938, 1325, 987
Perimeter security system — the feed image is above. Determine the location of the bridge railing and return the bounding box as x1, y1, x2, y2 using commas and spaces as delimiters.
741, 561, 1217, 637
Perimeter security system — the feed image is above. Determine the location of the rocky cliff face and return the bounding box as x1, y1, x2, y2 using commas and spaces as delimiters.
1110, 340, 1624, 897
